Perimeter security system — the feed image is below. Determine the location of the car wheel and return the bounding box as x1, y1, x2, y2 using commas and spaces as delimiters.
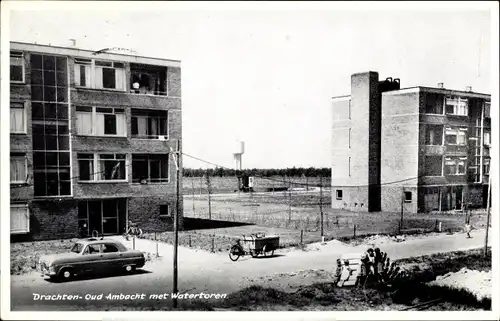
124, 265, 136, 273
58, 268, 74, 282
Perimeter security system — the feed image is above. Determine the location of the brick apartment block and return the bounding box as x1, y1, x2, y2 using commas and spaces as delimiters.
9, 41, 183, 241
331, 71, 491, 213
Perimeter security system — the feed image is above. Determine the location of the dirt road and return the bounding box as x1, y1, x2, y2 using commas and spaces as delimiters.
9, 229, 491, 311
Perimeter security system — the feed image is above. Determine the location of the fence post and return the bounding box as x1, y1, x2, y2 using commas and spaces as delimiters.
189, 234, 192, 248
353, 225, 357, 239
300, 230, 304, 244
133, 236, 136, 250
211, 235, 215, 253
155, 232, 159, 257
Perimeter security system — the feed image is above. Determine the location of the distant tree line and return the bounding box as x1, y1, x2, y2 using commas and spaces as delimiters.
183, 167, 331, 177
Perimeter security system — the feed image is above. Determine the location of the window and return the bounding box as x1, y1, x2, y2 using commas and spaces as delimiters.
425, 124, 443, 145
10, 51, 24, 82
10, 153, 27, 184
10, 102, 26, 133
424, 156, 443, 176
348, 157, 351, 177
75, 58, 125, 91
78, 153, 126, 181
336, 190, 343, 200
31, 54, 71, 197
484, 158, 490, 175
348, 100, 351, 119
160, 204, 171, 217
76, 106, 126, 136
445, 96, 468, 116
131, 109, 168, 139
102, 244, 119, 253
445, 128, 467, 145
484, 132, 491, 146
444, 157, 467, 175
84, 244, 101, 255
130, 64, 167, 96
484, 102, 490, 118
11, 204, 29, 234
425, 93, 444, 114
404, 191, 412, 203
348, 128, 351, 148
132, 154, 169, 183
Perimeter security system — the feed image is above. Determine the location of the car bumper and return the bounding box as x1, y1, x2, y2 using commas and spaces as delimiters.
40, 264, 56, 277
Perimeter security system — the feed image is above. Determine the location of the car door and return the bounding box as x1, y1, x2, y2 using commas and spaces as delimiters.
81, 244, 103, 274
100, 243, 122, 271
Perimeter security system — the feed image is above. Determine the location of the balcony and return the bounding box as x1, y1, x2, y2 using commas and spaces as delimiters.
445, 145, 468, 155
423, 145, 444, 155
129, 64, 167, 96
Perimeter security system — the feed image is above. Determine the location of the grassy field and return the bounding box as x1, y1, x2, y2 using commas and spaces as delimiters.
184, 193, 488, 236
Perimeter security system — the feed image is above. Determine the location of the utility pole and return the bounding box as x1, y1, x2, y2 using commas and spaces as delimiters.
400, 186, 404, 233
484, 175, 491, 257
170, 140, 181, 308
191, 177, 195, 216
320, 176, 324, 243
206, 173, 212, 220
288, 176, 292, 222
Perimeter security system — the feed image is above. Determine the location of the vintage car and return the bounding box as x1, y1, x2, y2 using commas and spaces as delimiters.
38, 238, 146, 281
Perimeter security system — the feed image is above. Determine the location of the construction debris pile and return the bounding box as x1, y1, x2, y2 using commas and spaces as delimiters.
428, 268, 492, 300
351, 234, 406, 246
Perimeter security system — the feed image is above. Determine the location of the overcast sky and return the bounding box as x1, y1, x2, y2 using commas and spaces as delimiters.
6, 2, 493, 169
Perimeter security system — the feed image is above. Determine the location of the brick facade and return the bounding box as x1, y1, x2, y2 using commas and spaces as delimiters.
332, 72, 491, 214
9, 42, 183, 241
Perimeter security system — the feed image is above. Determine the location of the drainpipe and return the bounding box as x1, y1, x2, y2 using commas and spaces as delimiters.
479, 102, 484, 183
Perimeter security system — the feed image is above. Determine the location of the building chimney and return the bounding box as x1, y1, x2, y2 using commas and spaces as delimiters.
437, 83, 444, 88
466, 86, 472, 92
69, 39, 76, 47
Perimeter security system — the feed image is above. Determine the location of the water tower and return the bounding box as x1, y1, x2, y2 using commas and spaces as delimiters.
233, 141, 245, 171
233, 141, 244, 192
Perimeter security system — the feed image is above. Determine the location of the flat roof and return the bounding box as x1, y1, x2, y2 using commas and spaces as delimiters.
332, 86, 490, 100
10, 41, 180, 68
383, 86, 490, 99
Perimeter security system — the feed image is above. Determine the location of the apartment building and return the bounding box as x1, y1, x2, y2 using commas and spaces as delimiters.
331, 71, 491, 214
10, 41, 182, 241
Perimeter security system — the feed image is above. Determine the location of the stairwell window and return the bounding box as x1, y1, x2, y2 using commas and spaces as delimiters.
76, 106, 126, 137
74, 58, 125, 91
336, 190, 343, 200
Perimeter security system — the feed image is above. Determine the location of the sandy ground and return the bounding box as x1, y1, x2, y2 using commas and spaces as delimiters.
428, 268, 492, 300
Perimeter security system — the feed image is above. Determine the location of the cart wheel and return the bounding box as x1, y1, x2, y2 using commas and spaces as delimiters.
250, 250, 258, 258
263, 245, 274, 257
229, 245, 241, 262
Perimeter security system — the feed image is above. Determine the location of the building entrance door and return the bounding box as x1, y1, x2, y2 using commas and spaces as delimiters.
77, 199, 127, 237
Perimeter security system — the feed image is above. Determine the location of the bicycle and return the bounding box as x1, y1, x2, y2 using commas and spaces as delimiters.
228, 233, 278, 262
123, 221, 143, 241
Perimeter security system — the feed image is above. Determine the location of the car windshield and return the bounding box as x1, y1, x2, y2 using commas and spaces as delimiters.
71, 243, 84, 253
